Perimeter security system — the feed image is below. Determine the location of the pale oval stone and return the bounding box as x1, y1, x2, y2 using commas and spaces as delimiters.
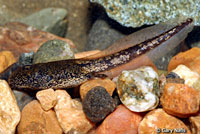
36, 88, 57, 111
0, 80, 20, 134
117, 66, 160, 112
55, 90, 94, 133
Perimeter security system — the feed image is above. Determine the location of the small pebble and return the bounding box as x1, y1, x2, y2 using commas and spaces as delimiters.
0, 80, 20, 134
17, 100, 62, 134
138, 109, 191, 134
80, 78, 116, 100
172, 65, 200, 89
96, 105, 143, 134
117, 66, 160, 112
83, 86, 116, 123
166, 72, 185, 84
36, 88, 57, 111
189, 116, 200, 134
160, 83, 200, 118
0, 51, 16, 73
54, 90, 94, 133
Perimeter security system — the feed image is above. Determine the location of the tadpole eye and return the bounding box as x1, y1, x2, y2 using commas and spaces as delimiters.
23, 65, 31, 70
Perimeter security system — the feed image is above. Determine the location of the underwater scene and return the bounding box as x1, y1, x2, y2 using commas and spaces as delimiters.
0, 0, 200, 134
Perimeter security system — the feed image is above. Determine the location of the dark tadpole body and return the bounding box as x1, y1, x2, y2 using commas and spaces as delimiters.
8, 18, 193, 90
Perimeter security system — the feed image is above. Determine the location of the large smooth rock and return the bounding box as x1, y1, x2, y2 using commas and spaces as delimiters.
0, 80, 20, 134
0, 22, 75, 59
0, 0, 90, 51
90, 0, 200, 27
86, 19, 125, 51
17, 100, 63, 134
19, 8, 68, 37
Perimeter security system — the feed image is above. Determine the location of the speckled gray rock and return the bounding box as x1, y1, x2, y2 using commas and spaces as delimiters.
90, 0, 200, 27
33, 39, 74, 64
83, 86, 116, 123
86, 19, 125, 51
18, 8, 68, 37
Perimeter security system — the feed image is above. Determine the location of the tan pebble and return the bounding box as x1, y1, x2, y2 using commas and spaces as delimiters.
75, 50, 101, 59
36, 88, 57, 111
80, 78, 116, 100
0, 51, 16, 73
138, 109, 191, 134
54, 90, 94, 133
96, 105, 143, 134
17, 100, 62, 134
160, 83, 200, 118
189, 116, 200, 134
0, 80, 20, 134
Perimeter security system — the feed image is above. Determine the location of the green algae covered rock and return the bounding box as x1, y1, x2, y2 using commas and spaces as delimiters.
90, 0, 200, 27
33, 39, 74, 64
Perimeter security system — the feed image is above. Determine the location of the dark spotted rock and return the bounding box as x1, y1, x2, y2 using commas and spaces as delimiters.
166, 72, 185, 84
83, 86, 116, 123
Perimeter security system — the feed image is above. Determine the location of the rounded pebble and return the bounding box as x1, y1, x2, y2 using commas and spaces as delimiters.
83, 86, 116, 123
117, 66, 160, 112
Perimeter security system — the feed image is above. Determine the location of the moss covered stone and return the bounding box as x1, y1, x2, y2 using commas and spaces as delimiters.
33, 39, 74, 64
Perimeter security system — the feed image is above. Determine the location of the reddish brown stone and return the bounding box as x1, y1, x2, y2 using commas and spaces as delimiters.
138, 109, 191, 134
168, 47, 200, 73
160, 83, 200, 118
96, 105, 143, 134
17, 100, 62, 134
0, 22, 75, 59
